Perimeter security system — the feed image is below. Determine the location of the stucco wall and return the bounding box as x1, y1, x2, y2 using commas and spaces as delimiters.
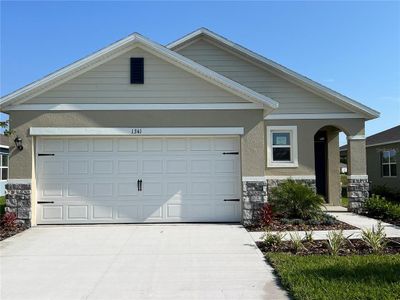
367, 142, 400, 191
8, 110, 265, 179
264, 118, 365, 176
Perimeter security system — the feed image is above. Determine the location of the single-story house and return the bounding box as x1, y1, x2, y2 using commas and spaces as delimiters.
341, 125, 399, 192
0, 28, 379, 226
0, 135, 9, 196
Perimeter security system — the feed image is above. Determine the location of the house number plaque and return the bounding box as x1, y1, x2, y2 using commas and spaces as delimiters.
131, 128, 143, 135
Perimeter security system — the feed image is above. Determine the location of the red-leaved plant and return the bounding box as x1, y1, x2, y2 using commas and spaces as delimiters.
1, 212, 17, 229
260, 203, 273, 227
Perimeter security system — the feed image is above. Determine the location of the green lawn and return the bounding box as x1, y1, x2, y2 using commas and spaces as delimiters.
266, 253, 400, 300
0, 196, 5, 216
341, 197, 348, 207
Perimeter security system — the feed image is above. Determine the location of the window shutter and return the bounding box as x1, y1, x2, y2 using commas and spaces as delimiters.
130, 57, 144, 84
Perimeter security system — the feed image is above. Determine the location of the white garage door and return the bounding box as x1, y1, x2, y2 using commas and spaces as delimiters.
36, 136, 241, 224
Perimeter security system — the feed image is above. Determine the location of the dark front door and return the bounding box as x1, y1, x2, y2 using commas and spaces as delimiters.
314, 131, 327, 200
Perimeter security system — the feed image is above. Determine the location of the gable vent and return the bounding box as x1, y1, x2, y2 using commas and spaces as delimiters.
130, 57, 144, 84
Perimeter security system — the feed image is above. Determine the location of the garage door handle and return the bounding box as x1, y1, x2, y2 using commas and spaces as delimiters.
224, 199, 240, 202
137, 179, 142, 191
222, 152, 239, 155
37, 201, 54, 204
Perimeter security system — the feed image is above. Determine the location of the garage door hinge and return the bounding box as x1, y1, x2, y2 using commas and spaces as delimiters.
38, 153, 55, 156
222, 152, 239, 155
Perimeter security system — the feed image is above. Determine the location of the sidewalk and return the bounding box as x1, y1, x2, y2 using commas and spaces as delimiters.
249, 212, 400, 242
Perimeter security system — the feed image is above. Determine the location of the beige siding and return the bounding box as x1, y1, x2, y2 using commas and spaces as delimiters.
27, 46, 247, 104
177, 39, 350, 114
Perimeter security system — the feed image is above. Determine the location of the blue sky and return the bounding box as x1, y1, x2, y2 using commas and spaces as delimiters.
1, 1, 399, 144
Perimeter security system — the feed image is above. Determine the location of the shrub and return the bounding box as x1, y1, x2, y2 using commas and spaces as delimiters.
259, 203, 273, 227
327, 230, 345, 255
289, 232, 306, 253
361, 221, 387, 253
303, 231, 314, 243
364, 195, 400, 222
371, 185, 400, 203
1, 211, 17, 229
269, 180, 324, 220
262, 231, 286, 248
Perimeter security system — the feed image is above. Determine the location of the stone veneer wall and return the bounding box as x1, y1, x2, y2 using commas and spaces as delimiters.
5, 183, 32, 227
242, 181, 267, 226
347, 178, 369, 213
242, 178, 316, 226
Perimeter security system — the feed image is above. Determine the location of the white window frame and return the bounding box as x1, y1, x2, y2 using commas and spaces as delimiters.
0, 153, 8, 181
267, 126, 298, 168
381, 149, 397, 178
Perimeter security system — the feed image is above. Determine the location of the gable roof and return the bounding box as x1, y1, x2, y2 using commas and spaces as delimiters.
168, 28, 380, 120
341, 125, 400, 151
0, 33, 278, 110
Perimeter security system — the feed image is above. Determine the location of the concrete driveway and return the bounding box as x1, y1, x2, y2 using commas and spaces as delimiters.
0, 224, 288, 300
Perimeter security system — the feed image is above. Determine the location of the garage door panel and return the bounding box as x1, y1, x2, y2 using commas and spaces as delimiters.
167, 138, 187, 151
116, 205, 139, 220
117, 182, 138, 196
117, 160, 138, 174
190, 138, 212, 151
166, 160, 187, 174
93, 139, 114, 152
67, 205, 89, 220
42, 183, 64, 197
68, 139, 89, 152
41, 138, 65, 152
142, 160, 163, 174
42, 160, 65, 176
37, 136, 240, 224
117, 139, 138, 152
166, 182, 187, 196
143, 205, 163, 219
68, 160, 89, 175
142, 138, 163, 151
42, 205, 63, 220
93, 160, 114, 175
142, 181, 163, 196
214, 137, 239, 151
191, 160, 212, 173
92, 205, 113, 219
67, 183, 89, 197
93, 183, 113, 197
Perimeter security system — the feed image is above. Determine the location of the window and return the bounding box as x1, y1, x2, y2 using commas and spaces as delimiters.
381, 149, 397, 177
0, 153, 8, 181
267, 126, 298, 167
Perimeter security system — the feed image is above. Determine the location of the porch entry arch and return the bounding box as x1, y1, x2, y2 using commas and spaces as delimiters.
313, 125, 347, 205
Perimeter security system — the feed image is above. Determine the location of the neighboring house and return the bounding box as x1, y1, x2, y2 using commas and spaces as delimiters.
341, 125, 399, 191
0, 28, 379, 227
0, 135, 9, 196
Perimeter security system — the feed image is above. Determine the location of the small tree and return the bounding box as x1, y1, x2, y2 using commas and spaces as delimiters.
0, 119, 13, 136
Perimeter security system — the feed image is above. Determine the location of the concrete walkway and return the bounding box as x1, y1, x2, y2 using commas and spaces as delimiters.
250, 212, 400, 241
0, 224, 288, 300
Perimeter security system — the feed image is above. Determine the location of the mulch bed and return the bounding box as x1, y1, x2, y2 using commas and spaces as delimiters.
0, 224, 27, 241
246, 218, 358, 232
257, 238, 400, 256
